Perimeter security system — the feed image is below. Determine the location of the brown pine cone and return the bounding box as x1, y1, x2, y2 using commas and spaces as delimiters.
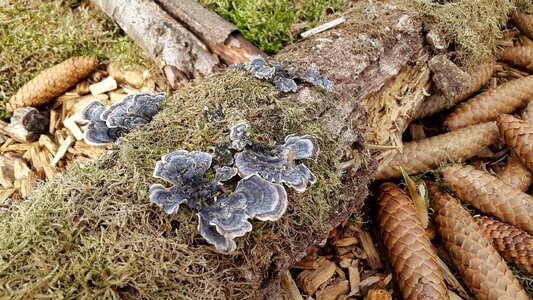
8, 56, 99, 112
512, 11, 533, 40
443, 75, 533, 131
498, 153, 533, 192
377, 182, 448, 300
521, 100, 533, 123
474, 215, 533, 275
497, 46, 533, 71
497, 114, 533, 173
440, 165, 533, 234
377, 122, 499, 179
428, 183, 529, 300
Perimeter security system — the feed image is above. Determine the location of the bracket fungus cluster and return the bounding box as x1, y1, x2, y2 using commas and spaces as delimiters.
81, 92, 164, 145
233, 57, 333, 93
150, 122, 320, 252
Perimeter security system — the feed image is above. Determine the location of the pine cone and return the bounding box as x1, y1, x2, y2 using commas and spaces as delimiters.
429, 184, 529, 300
8, 56, 99, 111
497, 114, 533, 173
414, 59, 494, 120
377, 122, 499, 179
441, 165, 533, 235
377, 182, 448, 300
444, 75, 533, 131
512, 11, 533, 40
497, 46, 533, 71
498, 153, 532, 192
474, 216, 533, 275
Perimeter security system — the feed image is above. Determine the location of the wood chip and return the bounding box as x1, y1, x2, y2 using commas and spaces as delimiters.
337, 253, 356, 260
38, 135, 58, 154
63, 93, 109, 116
16, 178, 33, 198
63, 115, 84, 140
73, 140, 105, 159
338, 258, 353, 269
108, 89, 127, 103
89, 76, 117, 95
348, 266, 360, 296
315, 279, 349, 300
13, 159, 31, 180
49, 110, 60, 135
28, 144, 44, 179
335, 266, 346, 279
0, 188, 16, 203
292, 260, 319, 270
1, 143, 30, 153
39, 151, 57, 179
334, 237, 358, 247
0, 166, 14, 188
358, 275, 381, 293
296, 257, 336, 295
366, 289, 392, 300
280, 271, 303, 300
0, 137, 13, 151
358, 231, 383, 269
51, 135, 74, 167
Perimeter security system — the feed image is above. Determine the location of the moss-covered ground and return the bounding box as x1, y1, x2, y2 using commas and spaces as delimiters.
0, 71, 358, 299
198, 0, 347, 54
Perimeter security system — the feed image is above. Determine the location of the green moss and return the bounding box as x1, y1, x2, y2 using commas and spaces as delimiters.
0, 0, 152, 119
0, 72, 358, 298
511, 266, 533, 297
198, 0, 347, 54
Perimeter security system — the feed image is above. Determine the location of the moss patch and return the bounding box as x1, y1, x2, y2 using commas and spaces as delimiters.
404, 0, 516, 68
0, 72, 370, 298
199, 0, 347, 54
0, 0, 153, 119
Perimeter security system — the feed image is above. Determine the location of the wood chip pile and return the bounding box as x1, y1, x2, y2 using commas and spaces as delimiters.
280, 221, 393, 300
0, 57, 157, 212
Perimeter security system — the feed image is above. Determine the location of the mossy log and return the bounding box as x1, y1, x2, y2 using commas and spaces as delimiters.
0, 2, 430, 299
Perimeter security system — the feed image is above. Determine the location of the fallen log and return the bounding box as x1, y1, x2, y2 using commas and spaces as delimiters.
91, 0, 264, 88
155, 0, 264, 64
